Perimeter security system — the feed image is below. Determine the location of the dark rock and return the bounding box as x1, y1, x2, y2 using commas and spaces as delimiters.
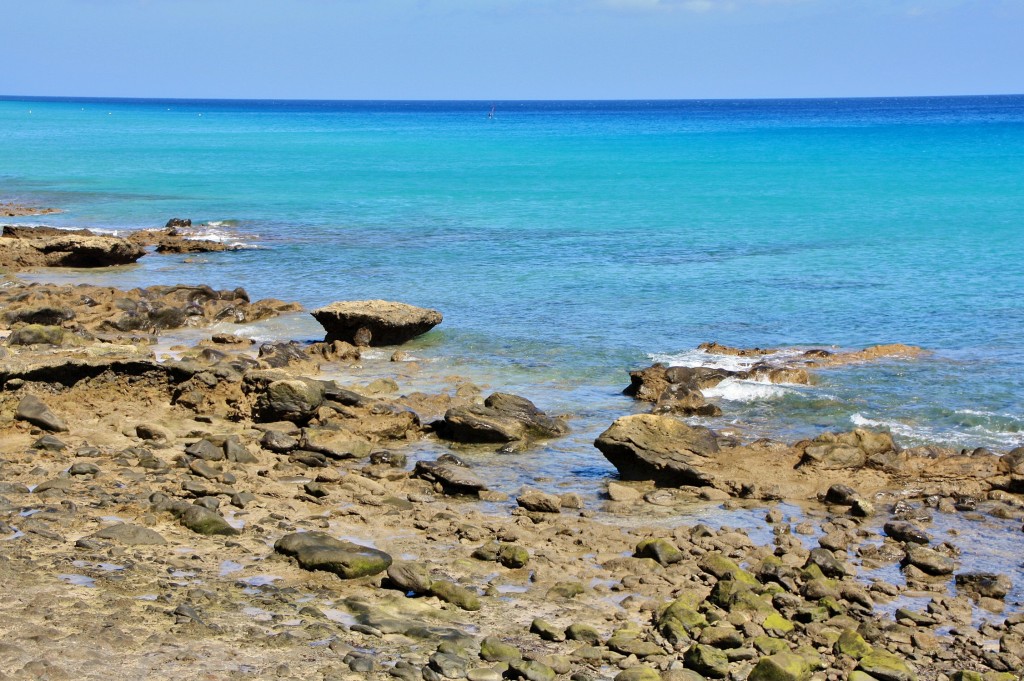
275, 531, 392, 579
166, 218, 192, 228
883, 521, 931, 545
261, 429, 298, 453
386, 561, 434, 594
823, 484, 859, 505
413, 459, 488, 495
185, 439, 224, 462
254, 379, 325, 423
33, 434, 67, 451
594, 414, 719, 486
310, 300, 442, 346
955, 572, 1012, 600
15, 395, 69, 432
437, 393, 568, 444
68, 462, 99, 476
901, 545, 955, 576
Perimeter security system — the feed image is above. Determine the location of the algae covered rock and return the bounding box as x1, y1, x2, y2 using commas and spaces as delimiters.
748, 652, 812, 681
857, 651, 918, 681
275, 531, 392, 579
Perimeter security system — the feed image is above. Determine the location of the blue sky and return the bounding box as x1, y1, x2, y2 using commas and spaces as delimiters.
4, 0, 1022, 99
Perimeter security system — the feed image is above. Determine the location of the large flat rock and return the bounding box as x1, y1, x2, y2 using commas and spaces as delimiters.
275, 531, 392, 579
310, 300, 442, 346
594, 413, 720, 486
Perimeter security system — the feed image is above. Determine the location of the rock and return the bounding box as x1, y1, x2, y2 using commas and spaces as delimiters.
684, 644, 730, 678
508, 660, 556, 681
33, 434, 67, 451
413, 459, 488, 495
615, 669, 662, 681
275, 531, 392, 579
857, 651, 918, 681
6, 324, 67, 346
497, 543, 529, 569
796, 429, 895, 470
748, 652, 812, 681
517, 489, 562, 513
955, 572, 1012, 600
179, 505, 240, 536
429, 580, 481, 611
92, 523, 167, 545
437, 393, 568, 444
902, 545, 955, 576
300, 428, 372, 460
607, 481, 643, 502
594, 414, 719, 486
531, 618, 566, 642
387, 561, 434, 594
480, 636, 522, 663
68, 462, 100, 476
635, 538, 684, 566
255, 379, 325, 423
310, 300, 442, 346
835, 629, 873, 659
15, 395, 69, 432
883, 521, 931, 545
184, 439, 224, 461
136, 423, 174, 445
565, 623, 601, 645
0, 233, 145, 269
823, 484, 859, 505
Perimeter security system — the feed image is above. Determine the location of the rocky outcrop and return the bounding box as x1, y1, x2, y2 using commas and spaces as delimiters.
795, 429, 897, 470
594, 414, 720, 486
0, 281, 301, 335
0, 232, 145, 269
128, 225, 236, 254
434, 393, 568, 445
310, 300, 442, 346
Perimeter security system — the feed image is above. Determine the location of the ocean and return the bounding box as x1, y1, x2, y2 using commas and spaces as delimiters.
2, 95, 1023, 485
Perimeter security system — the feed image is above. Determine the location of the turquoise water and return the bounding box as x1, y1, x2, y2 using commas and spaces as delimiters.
2, 96, 1024, 455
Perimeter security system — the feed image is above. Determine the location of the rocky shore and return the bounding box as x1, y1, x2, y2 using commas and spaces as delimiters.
1, 218, 1022, 680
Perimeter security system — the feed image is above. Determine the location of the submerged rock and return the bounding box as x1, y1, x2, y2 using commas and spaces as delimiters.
310, 299, 442, 346
275, 531, 392, 579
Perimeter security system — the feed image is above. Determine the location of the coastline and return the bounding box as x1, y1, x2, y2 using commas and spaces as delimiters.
2, 210, 1024, 679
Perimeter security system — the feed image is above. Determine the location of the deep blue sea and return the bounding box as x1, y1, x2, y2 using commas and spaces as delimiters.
2, 96, 1023, 474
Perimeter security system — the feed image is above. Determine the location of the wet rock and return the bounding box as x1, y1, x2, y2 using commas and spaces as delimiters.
955, 572, 1012, 600
413, 458, 488, 495
437, 393, 568, 444
178, 505, 240, 536
275, 531, 392, 579
15, 395, 69, 432
517, 489, 561, 513
884, 521, 931, 545
310, 299, 442, 346
594, 414, 719, 486
796, 429, 896, 470
901, 546, 955, 576
92, 522, 167, 545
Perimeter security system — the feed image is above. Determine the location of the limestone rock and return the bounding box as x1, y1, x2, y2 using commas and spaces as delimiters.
310, 300, 442, 346
594, 414, 719, 486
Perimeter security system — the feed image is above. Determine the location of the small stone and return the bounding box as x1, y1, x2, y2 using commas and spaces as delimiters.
33, 434, 67, 451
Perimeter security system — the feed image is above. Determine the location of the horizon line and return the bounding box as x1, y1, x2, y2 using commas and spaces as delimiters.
2, 92, 1023, 105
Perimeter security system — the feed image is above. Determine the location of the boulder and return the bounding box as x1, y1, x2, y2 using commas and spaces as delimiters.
310, 300, 442, 346
796, 429, 896, 470
0, 233, 146, 269
6, 324, 67, 346
275, 531, 392, 579
178, 505, 240, 536
413, 458, 488, 495
436, 393, 568, 444
594, 414, 719, 486
901, 546, 955, 576
883, 521, 931, 545
15, 395, 69, 432
254, 379, 325, 423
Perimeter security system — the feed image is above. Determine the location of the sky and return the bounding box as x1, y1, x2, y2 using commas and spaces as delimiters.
3, 0, 1022, 100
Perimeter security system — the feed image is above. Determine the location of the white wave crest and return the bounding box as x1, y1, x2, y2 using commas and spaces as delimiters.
703, 378, 790, 402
